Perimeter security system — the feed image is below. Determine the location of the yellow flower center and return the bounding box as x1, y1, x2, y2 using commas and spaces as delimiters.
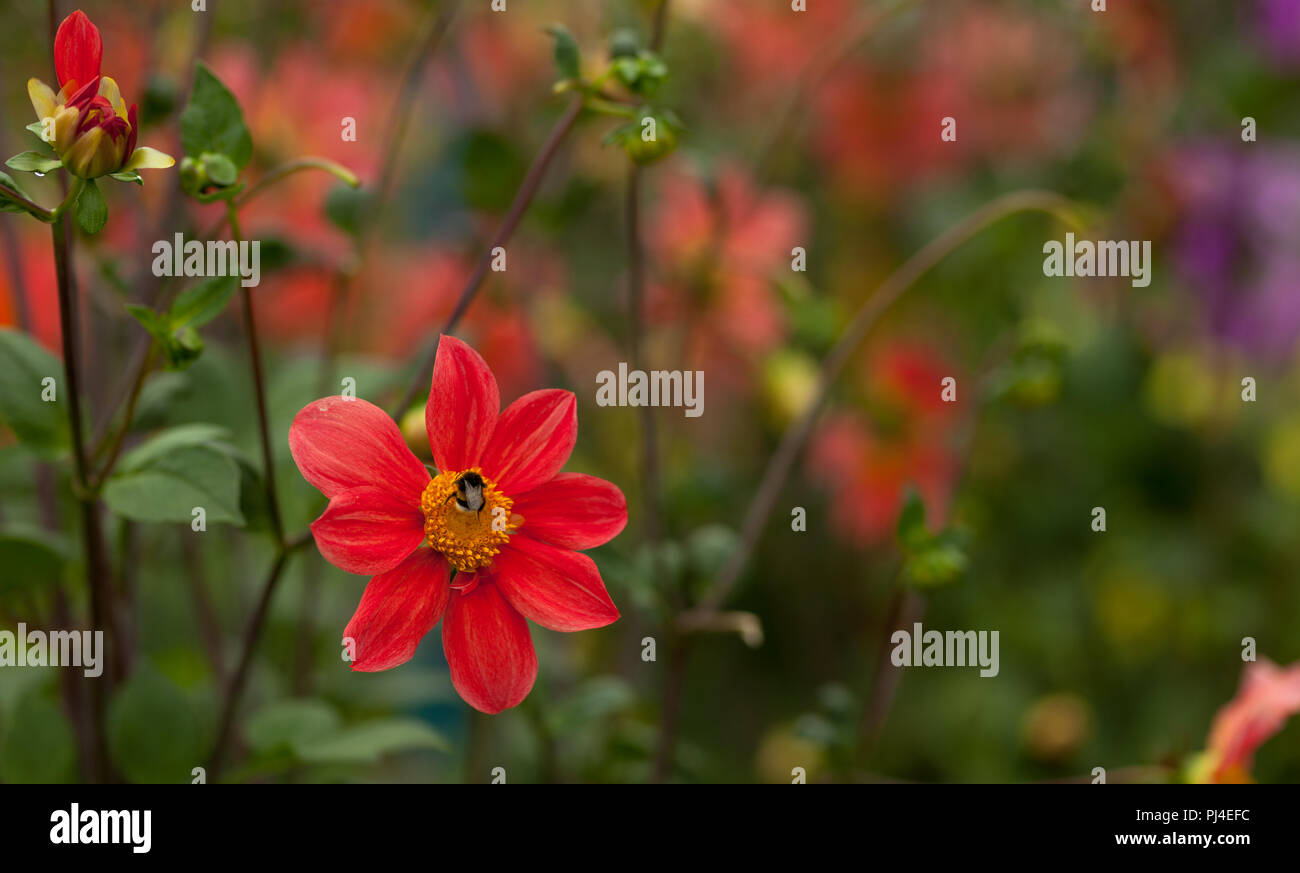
420, 468, 521, 573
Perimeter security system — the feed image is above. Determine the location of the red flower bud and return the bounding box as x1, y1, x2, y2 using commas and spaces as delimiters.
54, 10, 103, 92
27, 12, 173, 180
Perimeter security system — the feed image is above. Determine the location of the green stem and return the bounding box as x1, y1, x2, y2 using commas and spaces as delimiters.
234, 157, 359, 208
91, 342, 157, 487
227, 200, 286, 547
0, 175, 83, 223
207, 199, 295, 781
52, 210, 119, 779
51, 177, 85, 221
695, 190, 1087, 614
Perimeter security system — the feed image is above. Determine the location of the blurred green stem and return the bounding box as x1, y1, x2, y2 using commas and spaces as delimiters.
694, 190, 1086, 616
389, 92, 584, 418
208, 199, 292, 780
52, 207, 120, 780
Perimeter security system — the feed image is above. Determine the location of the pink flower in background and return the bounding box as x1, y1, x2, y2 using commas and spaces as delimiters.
1199, 659, 1300, 783
1166, 145, 1300, 360
648, 163, 807, 387
809, 343, 961, 546
815, 2, 1089, 196
1258, 0, 1300, 68
699, 0, 852, 96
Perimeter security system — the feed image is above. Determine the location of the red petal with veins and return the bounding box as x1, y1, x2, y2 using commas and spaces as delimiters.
480, 390, 577, 495
510, 473, 628, 550
426, 334, 499, 472
442, 583, 537, 714
491, 534, 619, 631
54, 11, 102, 91
289, 397, 430, 504
310, 485, 427, 575
344, 548, 450, 671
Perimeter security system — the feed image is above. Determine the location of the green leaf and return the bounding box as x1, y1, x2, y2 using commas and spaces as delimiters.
686, 524, 739, 578
103, 434, 244, 526
0, 691, 77, 783
25, 121, 49, 141
294, 718, 449, 764
546, 24, 581, 80
904, 538, 969, 588
170, 276, 238, 329
115, 423, 233, 470
109, 170, 143, 185
244, 699, 341, 755
107, 666, 203, 783
896, 488, 929, 552
546, 677, 636, 734
609, 27, 639, 59
0, 171, 32, 214
325, 183, 369, 236
0, 328, 68, 456
179, 63, 253, 172
125, 302, 163, 334
200, 152, 238, 187
76, 179, 107, 235
0, 526, 70, 596
126, 303, 197, 370
5, 151, 62, 173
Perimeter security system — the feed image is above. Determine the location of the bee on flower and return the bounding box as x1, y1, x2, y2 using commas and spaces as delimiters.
289, 336, 627, 714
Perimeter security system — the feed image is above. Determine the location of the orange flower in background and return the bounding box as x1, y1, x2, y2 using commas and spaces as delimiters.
1192, 659, 1300, 783
697, 0, 852, 98
0, 225, 60, 352
648, 163, 807, 387
809, 343, 962, 546
814, 2, 1089, 197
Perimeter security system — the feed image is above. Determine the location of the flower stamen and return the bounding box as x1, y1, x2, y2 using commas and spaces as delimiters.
420, 468, 519, 573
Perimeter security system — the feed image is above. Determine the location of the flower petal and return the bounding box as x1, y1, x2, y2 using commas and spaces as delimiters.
344, 548, 450, 672
289, 397, 430, 502
480, 390, 577, 494
54, 10, 102, 91
123, 145, 174, 171
426, 334, 499, 472
27, 79, 57, 121
310, 485, 427, 575
491, 534, 619, 631
97, 76, 125, 118
510, 473, 628, 550
442, 583, 537, 714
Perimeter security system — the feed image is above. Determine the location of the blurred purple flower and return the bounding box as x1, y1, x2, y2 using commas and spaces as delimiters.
1258, 0, 1300, 67
1171, 145, 1300, 360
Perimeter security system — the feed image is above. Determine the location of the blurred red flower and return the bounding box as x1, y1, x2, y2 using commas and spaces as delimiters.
1199, 658, 1300, 783
814, 2, 1089, 196
809, 342, 961, 546
647, 163, 807, 388
0, 225, 60, 352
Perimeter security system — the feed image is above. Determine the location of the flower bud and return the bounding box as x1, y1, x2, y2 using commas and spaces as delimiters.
23, 12, 174, 181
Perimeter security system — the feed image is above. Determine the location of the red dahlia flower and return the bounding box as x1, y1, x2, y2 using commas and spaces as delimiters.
26, 11, 173, 180
289, 336, 626, 713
